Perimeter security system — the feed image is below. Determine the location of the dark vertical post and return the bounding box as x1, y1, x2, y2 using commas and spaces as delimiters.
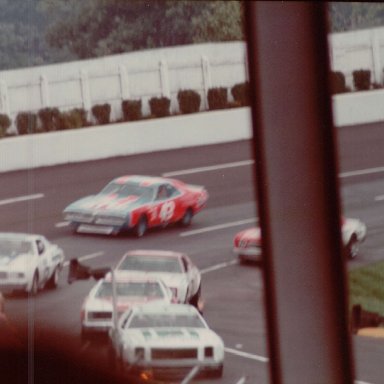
245, 2, 354, 383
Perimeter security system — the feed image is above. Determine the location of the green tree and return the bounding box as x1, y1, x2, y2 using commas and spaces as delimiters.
329, 2, 384, 32
41, 0, 244, 59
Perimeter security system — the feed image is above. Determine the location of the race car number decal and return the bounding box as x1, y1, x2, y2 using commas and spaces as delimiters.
160, 201, 175, 222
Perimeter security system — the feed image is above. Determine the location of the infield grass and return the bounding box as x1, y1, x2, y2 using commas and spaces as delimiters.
348, 261, 384, 316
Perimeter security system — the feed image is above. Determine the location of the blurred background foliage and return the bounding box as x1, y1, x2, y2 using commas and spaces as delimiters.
0, 1, 383, 71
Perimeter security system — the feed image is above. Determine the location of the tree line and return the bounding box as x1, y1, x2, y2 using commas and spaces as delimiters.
0, 1, 382, 71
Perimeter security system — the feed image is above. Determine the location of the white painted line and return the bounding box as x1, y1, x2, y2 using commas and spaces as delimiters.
162, 156, 384, 180
201, 260, 237, 274
0, 193, 44, 206
63, 251, 105, 267
180, 218, 257, 237
374, 195, 384, 201
225, 347, 269, 363
235, 376, 247, 384
340, 166, 384, 178
162, 160, 254, 177
55, 221, 69, 228
355, 381, 374, 384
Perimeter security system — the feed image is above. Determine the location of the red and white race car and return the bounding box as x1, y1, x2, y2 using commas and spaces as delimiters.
63, 175, 208, 237
233, 217, 367, 263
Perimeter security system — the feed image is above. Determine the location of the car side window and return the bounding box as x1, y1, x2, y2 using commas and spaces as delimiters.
156, 185, 168, 200
36, 240, 45, 255
181, 256, 189, 272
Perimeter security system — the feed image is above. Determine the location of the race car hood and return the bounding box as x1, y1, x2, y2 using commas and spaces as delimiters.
115, 271, 185, 289
85, 296, 169, 312
64, 193, 145, 214
122, 328, 223, 347
0, 253, 31, 270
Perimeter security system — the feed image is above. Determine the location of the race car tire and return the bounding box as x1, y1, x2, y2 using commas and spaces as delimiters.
46, 267, 59, 289
208, 364, 223, 379
134, 216, 148, 237
29, 272, 39, 296
189, 283, 201, 309
180, 208, 193, 227
347, 235, 359, 259
238, 254, 248, 264
81, 327, 91, 342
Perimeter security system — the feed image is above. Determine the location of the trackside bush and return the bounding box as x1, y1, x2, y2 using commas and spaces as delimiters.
177, 90, 201, 114
91, 103, 111, 125
16, 112, 38, 135
122, 99, 142, 121
330, 71, 348, 94
207, 87, 228, 110
38, 107, 60, 132
353, 69, 371, 91
57, 108, 88, 130
0, 114, 11, 137
149, 96, 171, 117
231, 82, 250, 106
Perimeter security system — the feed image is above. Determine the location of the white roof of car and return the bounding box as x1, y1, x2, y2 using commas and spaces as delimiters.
131, 303, 198, 315
123, 249, 185, 259
0, 232, 41, 241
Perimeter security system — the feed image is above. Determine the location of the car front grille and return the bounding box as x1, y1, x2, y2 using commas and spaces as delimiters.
65, 212, 94, 223
151, 348, 198, 360
87, 311, 112, 320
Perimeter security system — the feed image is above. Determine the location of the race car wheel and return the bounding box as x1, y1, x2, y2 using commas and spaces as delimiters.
347, 235, 359, 259
189, 283, 201, 309
134, 216, 148, 237
81, 327, 91, 342
46, 267, 59, 289
208, 364, 223, 379
180, 208, 193, 227
30, 272, 39, 296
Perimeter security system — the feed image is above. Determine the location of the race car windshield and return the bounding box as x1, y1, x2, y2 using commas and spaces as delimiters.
0, 239, 32, 259
99, 182, 155, 200
96, 281, 164, 298
119, 256, 182, 273
128, 313, 206, 329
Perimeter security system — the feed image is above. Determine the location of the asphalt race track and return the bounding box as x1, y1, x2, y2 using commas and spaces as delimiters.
2, 121, 384, 384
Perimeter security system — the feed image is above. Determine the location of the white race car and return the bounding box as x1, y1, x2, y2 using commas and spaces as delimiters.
0, 233, 65, 295
108, 303, 224, 381
115, 250, 202, 309
233, 216, 367, 263
81, 275, 173, 339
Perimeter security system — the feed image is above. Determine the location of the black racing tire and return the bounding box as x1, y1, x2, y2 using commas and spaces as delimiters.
209, 364, 224, 379
180, 208, 193, 227
81, 327, 91, 342
46, 267, 60, 289
134, 216, 148, 238
238, 254, 248, 265
189, 283, 201, 309
29, 272, 39, 296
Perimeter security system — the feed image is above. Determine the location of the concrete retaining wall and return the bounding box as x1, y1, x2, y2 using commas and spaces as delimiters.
0, 108, 252, 173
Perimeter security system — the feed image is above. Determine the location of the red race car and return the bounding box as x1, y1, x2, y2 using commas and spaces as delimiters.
234, 217, 367, 263
63, 175, 208, 237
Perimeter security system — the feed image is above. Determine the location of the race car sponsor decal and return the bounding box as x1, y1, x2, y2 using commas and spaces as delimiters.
159, 201, 175, 222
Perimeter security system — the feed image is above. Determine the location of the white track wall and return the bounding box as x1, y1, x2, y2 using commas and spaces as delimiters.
0, 108, 252, 173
